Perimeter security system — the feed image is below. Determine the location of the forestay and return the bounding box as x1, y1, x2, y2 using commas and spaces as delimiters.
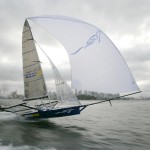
29, 16, 139, 94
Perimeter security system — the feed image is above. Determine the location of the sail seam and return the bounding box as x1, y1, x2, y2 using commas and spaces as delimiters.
23, 29, 31, 33
23, 63, 37, 68
24, 77, 43, 83
23, 39, 34, 43
23, 49, 36, 55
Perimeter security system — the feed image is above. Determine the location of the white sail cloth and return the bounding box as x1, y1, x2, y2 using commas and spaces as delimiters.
29, 16, 139, 93
22, 20, 47, 98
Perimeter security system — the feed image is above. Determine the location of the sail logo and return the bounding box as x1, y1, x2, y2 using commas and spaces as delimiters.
26, 72, 36, 78
70, 30, 101, 55
26, 69, 42, 78
36, 69, 42, 77
55, 108, 74, 114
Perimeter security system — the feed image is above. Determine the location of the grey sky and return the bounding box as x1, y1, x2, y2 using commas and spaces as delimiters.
0, 0, 150, 96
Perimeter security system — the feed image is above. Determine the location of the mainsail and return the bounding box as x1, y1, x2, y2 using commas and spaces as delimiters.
29, 16, 140, 94
22, 20, 47, 99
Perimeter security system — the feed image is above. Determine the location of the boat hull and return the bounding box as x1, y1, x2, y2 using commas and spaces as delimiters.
22, 106, 81, 119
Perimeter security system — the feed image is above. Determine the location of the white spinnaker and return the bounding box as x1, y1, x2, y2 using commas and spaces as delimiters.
22, 20, 47, 98
29, 16, 140, 93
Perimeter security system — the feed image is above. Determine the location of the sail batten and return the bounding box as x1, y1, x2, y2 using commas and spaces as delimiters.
23, 49, 36, 55
23, 63, 39, 68
24, 78, 43, 83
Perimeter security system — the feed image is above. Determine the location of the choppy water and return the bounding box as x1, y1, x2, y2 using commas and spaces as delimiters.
0, 100, 150, 150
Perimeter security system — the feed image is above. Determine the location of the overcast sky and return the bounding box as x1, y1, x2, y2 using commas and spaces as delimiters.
0, 0, 150, 97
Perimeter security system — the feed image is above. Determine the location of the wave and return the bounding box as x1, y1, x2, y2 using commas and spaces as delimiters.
0, 112, 17, 121
0, 143, 57, 150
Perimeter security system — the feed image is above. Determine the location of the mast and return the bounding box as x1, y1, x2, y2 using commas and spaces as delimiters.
22, 19, 47, 99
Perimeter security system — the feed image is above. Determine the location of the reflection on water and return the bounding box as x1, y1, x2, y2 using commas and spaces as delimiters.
0, 100, 150, 150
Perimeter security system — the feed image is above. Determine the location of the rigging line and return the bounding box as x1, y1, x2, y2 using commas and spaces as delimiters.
12, 108, 32, 113
34, 40, 52, 63
85, 91, 142, 107
2, 102, 27, 110
23, 95, 48, 101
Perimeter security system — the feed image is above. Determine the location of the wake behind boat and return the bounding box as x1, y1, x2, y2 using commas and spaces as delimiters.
0, 16, 140, 119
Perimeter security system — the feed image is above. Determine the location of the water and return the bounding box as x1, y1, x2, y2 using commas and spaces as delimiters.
0, 100, 150, 150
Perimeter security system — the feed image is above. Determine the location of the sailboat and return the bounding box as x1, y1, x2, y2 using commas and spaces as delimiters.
0, 16, 140, 119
